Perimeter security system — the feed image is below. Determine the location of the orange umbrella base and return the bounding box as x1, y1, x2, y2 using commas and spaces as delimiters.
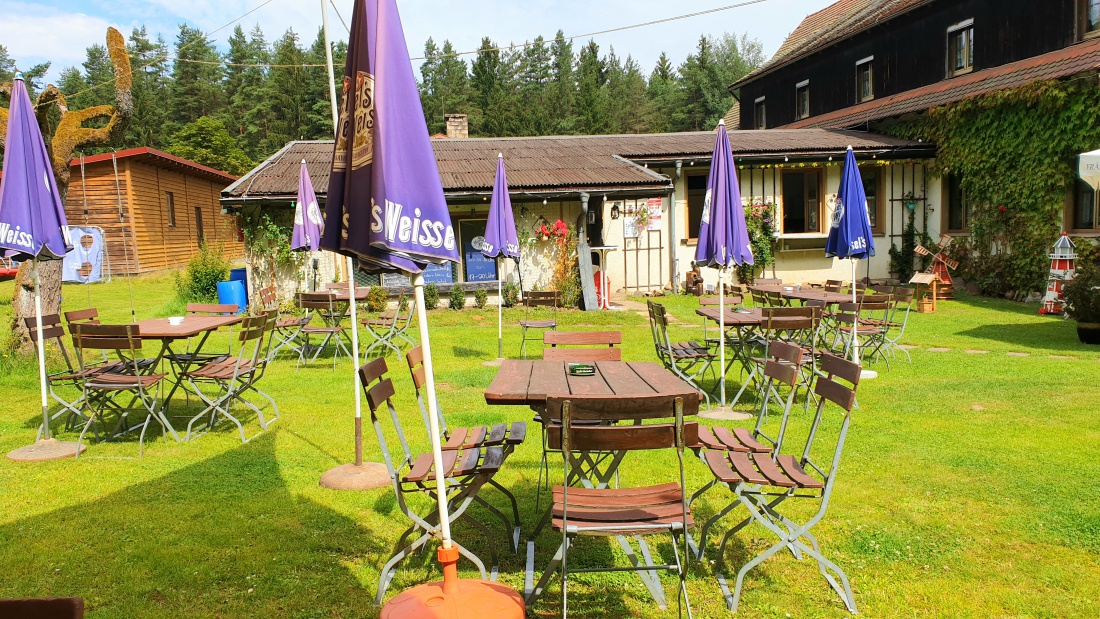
380, 578, 524, 619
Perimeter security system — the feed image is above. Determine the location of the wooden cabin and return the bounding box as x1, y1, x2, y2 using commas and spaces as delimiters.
64, 148, 243, 274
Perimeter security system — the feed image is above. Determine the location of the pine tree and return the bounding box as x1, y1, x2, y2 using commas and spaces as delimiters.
0, 45, 50, 96
678, 35, 718, 131
517, 35, 552, 135
471, 38, 509, 136
221, 25, 270, 158
575, 40, 609, 134
169, 25, 225, 130
126, 27, 172, 149
647, 52, 681, 133
263, 28, 309, 153
419, 38, 443, 134
548, 31, 577, 134
436, 41, 475, 132
607, 53, 652, 134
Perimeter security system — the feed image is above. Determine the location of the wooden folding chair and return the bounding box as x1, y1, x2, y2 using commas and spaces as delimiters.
24, 314, 97, 438
519, 291, 559, 359
70, 323, 169, 458
542, 330, 622, 362
363, 292, 416, 357
259, 286, 311, 358
882, 287, 916, 363
183, 314, 276, 443
698, 296, 743, 351
404, 346, 526, 550
525, 393, 699, 617
699, 353, 861, 613
360, 358, 509, 604
647, 301, 714, 408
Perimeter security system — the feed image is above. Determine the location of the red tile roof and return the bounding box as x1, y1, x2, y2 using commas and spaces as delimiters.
780, 37, 1100, 129
734, 0, 931, 89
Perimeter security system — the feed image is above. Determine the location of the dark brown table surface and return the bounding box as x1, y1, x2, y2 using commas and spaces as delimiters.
695, 306, 766, 326
135, 315, 241, 339
327, 288, 371, 301
485, 360, 697, 407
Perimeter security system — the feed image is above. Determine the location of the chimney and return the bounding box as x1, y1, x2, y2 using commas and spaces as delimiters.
444, 114, 469, 139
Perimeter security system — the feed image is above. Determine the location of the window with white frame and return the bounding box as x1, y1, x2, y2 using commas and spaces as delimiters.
948, 19, 974, 77
856, 57, 874, 102
795, 80, 810, 120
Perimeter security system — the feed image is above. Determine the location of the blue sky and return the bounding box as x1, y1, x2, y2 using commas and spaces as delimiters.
2, 0, 834, 84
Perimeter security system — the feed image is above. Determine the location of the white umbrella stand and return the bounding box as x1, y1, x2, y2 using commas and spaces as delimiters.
8, 258, 86, 462
483, 257, 505, 367
850, 258, 877, 380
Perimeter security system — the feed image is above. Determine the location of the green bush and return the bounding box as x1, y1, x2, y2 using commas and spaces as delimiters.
1064, 261, 1100, 322
366, 286, 388, 313
175, 243, 230, 302
502, 282, 519, 308
423, 283, 440, 310
449, 285, 466, 310
399, 294, 410, 314
473, 287, 489, 309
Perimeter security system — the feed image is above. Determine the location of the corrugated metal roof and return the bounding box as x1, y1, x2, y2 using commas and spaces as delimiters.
733, 0, 931, 89
223, 129, 927, 201
781, 37, 1100, 129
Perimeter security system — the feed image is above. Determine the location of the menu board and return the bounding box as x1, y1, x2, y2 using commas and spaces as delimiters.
460, 219, 499, 282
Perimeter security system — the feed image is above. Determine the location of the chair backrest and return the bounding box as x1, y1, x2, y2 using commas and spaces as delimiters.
751, 340, 806, 452
258, 286, 278, 310
893, 286, 916, 304
297, 292, 347, 312
543, 347, 622, 361
524, 291, 559, 308
70, 323, 144, 376
24, 314, 77, 372
543, 331, 621, 348
750, 289, 767, 307
699, 296, 743, 308
63, 308, 101, 326
646, 301, 673, 366
360, 359, 416, 486
186, 303, 239, 315
544, 393, 699, 452
755, 278, 783, 285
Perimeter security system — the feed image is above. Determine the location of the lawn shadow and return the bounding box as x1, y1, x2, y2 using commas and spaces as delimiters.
955, 321, 1086, 352
452, 346, 486, 358
0, 432, 386, 618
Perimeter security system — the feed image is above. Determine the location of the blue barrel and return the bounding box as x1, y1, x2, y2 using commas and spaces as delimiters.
229, 267, 249, 308
216, 280, 247, 315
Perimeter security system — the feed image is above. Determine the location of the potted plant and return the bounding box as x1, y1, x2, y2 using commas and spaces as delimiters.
1063, 263, 1100, 344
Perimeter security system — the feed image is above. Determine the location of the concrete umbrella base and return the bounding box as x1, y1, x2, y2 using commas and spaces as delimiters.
319, 462, 389, 490
699, 406, 753, 422
7, 438, 86, 462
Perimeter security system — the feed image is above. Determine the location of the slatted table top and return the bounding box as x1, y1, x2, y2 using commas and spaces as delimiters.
750, 284, 851, 304
134, 315, 241, 339
484, 360, 697, 407
695, 306, 767, 326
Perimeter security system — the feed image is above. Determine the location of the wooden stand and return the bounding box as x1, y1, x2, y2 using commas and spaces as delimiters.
910, 272, 943, 313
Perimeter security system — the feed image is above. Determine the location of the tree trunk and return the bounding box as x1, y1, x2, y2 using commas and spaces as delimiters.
10, 260, 63, 352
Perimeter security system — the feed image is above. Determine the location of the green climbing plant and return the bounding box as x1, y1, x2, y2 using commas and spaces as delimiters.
887, 78, 1100, 295
238, 209, 308, 290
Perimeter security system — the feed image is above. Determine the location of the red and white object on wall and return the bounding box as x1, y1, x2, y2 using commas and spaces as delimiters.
1039, 233, 1077, 315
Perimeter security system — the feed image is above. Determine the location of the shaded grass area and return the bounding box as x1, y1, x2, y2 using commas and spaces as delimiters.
0, 275, 1097, 618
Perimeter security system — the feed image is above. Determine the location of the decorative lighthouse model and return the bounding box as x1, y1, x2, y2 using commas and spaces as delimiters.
1039, 233, 1077, 315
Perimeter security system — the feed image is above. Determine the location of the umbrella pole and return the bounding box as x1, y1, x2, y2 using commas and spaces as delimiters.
33, 258, 50, 440
719, 266, 726, 407
851, 258, 859, 365
412, 272, 454, 549
497, 258, 503, 359
347, 257, 363, 466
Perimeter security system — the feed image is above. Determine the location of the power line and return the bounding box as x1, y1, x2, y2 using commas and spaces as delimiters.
141, 0, 772, 70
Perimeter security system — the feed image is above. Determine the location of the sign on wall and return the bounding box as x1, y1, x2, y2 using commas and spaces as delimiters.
460, 219, 498, 282
646, 197, 663, 231
381, 262, 453, 287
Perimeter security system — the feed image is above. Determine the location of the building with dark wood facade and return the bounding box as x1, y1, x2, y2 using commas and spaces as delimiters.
728, 0, 1100, 241
64, 148, 243, 274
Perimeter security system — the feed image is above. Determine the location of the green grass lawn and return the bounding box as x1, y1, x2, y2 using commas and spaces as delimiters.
0, 274, 1097, 618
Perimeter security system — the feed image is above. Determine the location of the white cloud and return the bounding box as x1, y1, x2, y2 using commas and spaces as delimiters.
1, 2, 117, 76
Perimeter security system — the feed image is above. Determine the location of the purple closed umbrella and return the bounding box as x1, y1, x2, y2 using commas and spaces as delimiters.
0, 74, 78, 458
481, 154, 519, 361
694, 119, 753, 412
291, 160, 323, 253
321, 4, 512, 609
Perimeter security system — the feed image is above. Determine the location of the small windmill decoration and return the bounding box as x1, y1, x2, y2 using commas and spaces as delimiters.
914, 234, 960, 299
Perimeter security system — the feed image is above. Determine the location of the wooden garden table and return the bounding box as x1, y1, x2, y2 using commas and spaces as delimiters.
750, 284, 850, 304
135, 315, 242, 434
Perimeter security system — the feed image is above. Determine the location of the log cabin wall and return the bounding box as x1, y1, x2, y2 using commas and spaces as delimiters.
63, 156, 243, 275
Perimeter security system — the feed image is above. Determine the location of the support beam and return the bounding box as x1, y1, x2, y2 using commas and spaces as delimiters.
577, 192, 599, 311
